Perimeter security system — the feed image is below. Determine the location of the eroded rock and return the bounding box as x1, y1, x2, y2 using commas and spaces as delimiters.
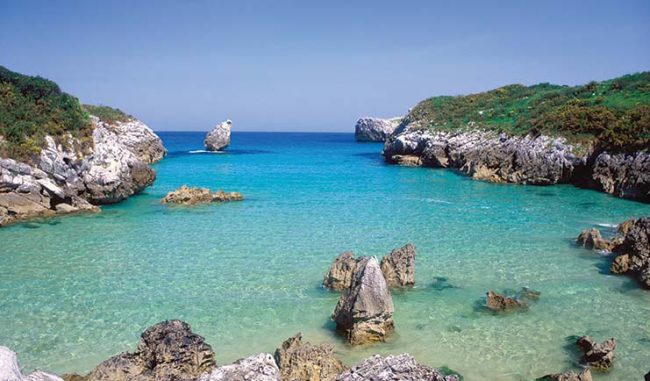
336, 354, 459, 381
199, 353, 279, 381
577, 336, 616, 371
161, 185, 243, 205
380, 243, 416, 287
355, 117, 401, 142
323, 251, 361, 290
274, 333, 347, 381
205, 120, 232, 151
576, 229, 613, 251
485, 290, 527, 311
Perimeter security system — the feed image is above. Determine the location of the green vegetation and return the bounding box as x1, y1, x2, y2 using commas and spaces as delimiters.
0, 65, 92, 161
406, 72, 650, 151
82, 104, 133, 124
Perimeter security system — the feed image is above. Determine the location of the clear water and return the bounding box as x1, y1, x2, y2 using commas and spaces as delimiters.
1, 132, 649, 380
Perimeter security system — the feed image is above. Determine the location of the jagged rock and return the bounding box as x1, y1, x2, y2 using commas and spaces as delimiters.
83, 320, 215, 381
332, 257, 395, 345
354, 117, 401, 142
591, 151, 650, 203
610, 217, 650, 288
537, 368, 592, 381
274, 333, 347, 381
336, 354, 459, 381
161, 185, 243, 205
323, 251, 360, 290
205, 120, 232, 151
576, 336, 616, 371
380, 243, 416, 287
576, 229, 613, 251
485, 290, 527, 311
103, 118, 167, 164
392, 155, 423, 167
198, 353, 279, 381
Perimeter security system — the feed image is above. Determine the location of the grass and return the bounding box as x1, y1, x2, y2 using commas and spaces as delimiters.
82, 104, 133, 124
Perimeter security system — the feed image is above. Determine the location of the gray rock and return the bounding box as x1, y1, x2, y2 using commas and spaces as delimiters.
161, 185, 244, 205
336, 354, 458, 381
24, 371, 65, 381
355, 117, 401, 142
274, 333, 347, 381
205, 120, 232, 151
332, 257, 395, 345
0, 346, 22, 381
591, 150, 650, 203
610, 217, 650, 288
198, 354, 280, 381
577, 336, 616, 371
380, 243, 416, 288
323, 251, 360, 290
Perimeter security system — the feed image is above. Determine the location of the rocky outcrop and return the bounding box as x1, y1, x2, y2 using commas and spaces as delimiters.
576, 229, 613, 251
576, 336, 616, 371
336, 354, 459, 381
274, 333, 347, 381
0, 346, 63, 381
205, 120, 232, 151
199, 353, 280, 381
354, 117, 401, 142
485, 290, 526, 311
537, 368, 592, 381
332, 257, 395, 345
380, 243, 416, 287
161, 185, 243, 205
323, 251, 359, 290
591, 150, 650, 203
0, 115, 166, 226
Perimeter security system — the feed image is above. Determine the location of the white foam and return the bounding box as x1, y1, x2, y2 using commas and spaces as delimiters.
423, 198, 451, 204
189, 150, 224, 154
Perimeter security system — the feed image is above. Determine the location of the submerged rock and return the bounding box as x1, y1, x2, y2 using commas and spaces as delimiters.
274, 333, 347, 381
161, 185, 243, 205
537, 368, 592, 381
485, 290, 527, 311
332, 257, 395, 345
576, 336, 616, 371
380, 243, 416, 288
199, 353, 280, 381
354, 117, 401, 142
205, 120, 232, 151
336, 354, 459, 381
323, 251, 361, 290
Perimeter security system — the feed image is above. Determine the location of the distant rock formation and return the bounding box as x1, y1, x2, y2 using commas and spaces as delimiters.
198, 353, 279, 381
274, 333, 347, 381
0, 346, 64, 381
576, 336, 616, 371
355, 117, 401, 142
205, 120, 232, 151
332, 257, 395, 345
380, 243, 416, 287
161, 185, 243, 205
336, 354, 459, 381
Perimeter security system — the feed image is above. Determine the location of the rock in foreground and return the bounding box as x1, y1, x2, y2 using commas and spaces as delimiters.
380, 243, 416, 287
274, 333, 347, 381
199, 353, 280, 381
332, 257, 395, 345
354, 117, 401, 142
537, 368, 592, 381
323, 251, 360, 290
336, 354, 459, 381
0, 346, 63, 381
162, 185, 243, 205
577, 336, 616, 371
205, 120, 232, 151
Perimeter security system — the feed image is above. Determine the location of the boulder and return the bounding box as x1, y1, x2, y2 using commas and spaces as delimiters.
609, 217, 650, 288
198, 353, 279, 381
336, 354, 459, 381
161, 185, 244, 205
274, 333, 347, 381
537, 368, 592, 381
323, 251, 360, 290
354, 117, 401, 142
380, 243, 416, 288
205, 120, 232, 151
485, 290, 527, 311
576, 336, 616, 371
332, 257, 395, 345
576, 229, 613, 251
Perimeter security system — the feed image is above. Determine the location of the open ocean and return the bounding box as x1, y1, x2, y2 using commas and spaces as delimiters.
1, 131, 649, 380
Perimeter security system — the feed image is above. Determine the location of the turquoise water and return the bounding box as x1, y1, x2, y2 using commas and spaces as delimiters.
1, 132, 649, 380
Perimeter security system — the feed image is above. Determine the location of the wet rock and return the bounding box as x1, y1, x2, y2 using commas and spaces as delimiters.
390, 154, 423, 167
485, 290, 527, 311
274, 333, 347, 381
380, 243, 416, 287
537, 368, 592, 381
205, 120, 232, 151
610, 217, 650, 288
199, 353, 279, 381
355, 117, 401, 142
576, 229, 613, 251
576, 336, 616, 371
332, 257, 395, 345
161, 185, 244, 205
336, 354, 459, 381
591, 150, 650, 203
323, 251, 361, 290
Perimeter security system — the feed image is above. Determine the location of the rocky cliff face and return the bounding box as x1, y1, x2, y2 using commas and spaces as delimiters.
354, 117, 401, 142
383, 124, 650, 202
0, 115, 166, 226
205, 120, 232, 151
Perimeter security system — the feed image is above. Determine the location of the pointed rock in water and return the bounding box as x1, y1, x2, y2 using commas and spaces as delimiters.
354, 117, 401, 142
576, 228, 612, 251
576, 336, 616, 371
323, 251, 361, 290
380, 243, 416, 287
274, 333, 347, 381
199, 353, 280, 381
485, 290, 527, 311
336, 354, 459, 381
161, 185, 243, 205
205, 120, 232, 151
332, 257, 395, 345
537, 368, 592, 381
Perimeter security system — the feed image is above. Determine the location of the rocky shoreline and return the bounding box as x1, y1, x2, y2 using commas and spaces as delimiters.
0, 115, 166, 227
379, 122, 649, 203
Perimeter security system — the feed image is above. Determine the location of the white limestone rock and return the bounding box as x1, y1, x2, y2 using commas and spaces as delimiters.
199, 353, 280, 381
355, 117, 402, 142
205, 120, 232, 151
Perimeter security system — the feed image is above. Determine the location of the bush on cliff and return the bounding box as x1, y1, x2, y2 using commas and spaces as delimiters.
82, 104, 133, 124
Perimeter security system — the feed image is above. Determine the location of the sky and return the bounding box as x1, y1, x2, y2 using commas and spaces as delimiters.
1, 1, 649, 132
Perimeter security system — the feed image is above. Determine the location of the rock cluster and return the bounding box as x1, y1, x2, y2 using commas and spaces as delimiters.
205, 120, 232, 151
161, 185, 244, 205
336, 354, 459, 381
354, 117, 401, 142
0, 346, 63, 381
332, 257, 395, 345
1, 115, 166, 226
274, 333, 347, 381
576, 336, 616, 371
537, 368, 592, 381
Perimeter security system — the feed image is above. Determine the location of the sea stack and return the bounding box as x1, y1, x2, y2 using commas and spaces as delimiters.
205, 120, 232, 151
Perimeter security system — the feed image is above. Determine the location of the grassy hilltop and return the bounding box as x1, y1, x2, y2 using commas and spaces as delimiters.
405, 72, 650, 151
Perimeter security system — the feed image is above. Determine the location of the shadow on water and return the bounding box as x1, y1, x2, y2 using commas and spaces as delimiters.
351, 151, 387, 165
431, 276, 460, 291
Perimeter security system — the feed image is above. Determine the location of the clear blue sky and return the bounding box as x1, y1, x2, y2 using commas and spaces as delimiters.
1, 1, 648, 132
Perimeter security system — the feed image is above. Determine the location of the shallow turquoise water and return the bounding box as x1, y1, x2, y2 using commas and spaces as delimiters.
1, 132, 649, 380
